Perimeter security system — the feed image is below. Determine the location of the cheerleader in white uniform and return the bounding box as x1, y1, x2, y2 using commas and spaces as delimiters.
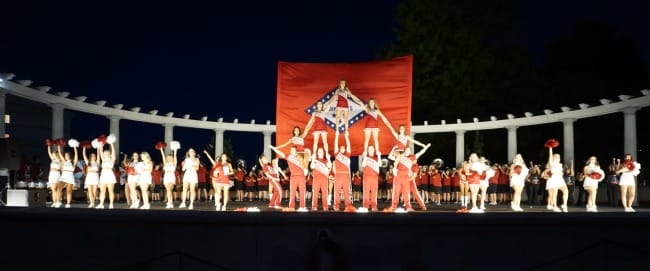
59, 143, 79, 208
124, 152, 142, 209
46, 142, 63, 208
616, 154, 641, 212
159, 146, 178, 209
545, 147, 569, 212
96, 139, 117, 209
464, 153, 487, 213
509, 154, 529, 212
82, 145, 100, 208
583, 156, 605, 212
180, 148, 199, 209
479, 156, 493, 210
138, 152, 153, 209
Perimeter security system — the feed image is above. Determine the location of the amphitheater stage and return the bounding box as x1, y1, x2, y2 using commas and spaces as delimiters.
1, 201, 649, 271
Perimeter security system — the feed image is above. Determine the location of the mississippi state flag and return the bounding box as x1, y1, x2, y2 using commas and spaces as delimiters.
276, 55, 413, 156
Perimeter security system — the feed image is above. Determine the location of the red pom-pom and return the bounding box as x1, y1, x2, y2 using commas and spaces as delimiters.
155, 141, 167, 150
126, 166, 136, 175
589, 172, 602, 180
626, 162, 635, 171
544, 138, 559, 149
480, 171, 487, 180
55, 138, 66, 147
45, 138, 53, 146
80, 140, 91, 148
514, 165, 522, 175
98, 134, 107, 144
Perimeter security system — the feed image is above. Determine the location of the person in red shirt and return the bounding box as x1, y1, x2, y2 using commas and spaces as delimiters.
451, 168, 461, 204
498, 164, 510, 204
234, 165, 246, 202
244, 171, 256, 201
430, 166, 442, 205
332, 132, 355, 212
197, 162, 208, 202
385, 165, 394, 202
488, 163, 500, 206
305, 172, 314, 202
352, 170, 362, 202
361, 144, 381, 211
259, 154, 284, 209
310, 147, 331, 211
204, 151, 234, 211
442, 169, 452, 203
420, 165, 430, 203
280, 169, 290, 202
257, 170, 269, 201
271, 145, 308, 211
151, 163, 162, 202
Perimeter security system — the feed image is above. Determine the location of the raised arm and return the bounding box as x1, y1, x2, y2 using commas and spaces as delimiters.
547, 147, 553, 167
269, 145, 286, 159
376, 110, 396, 132
202, 150, 216, 167
82, 146, 89, 164
344, 133, 351, 154
334, 133, 340, 154
302, 114, 316, 137
109, 143, 116, 162
56, 145, 65, 161
72, 146, 79, 166
408, 136, 427, 148
274, 138, 293, 150
414, 143, 431, 159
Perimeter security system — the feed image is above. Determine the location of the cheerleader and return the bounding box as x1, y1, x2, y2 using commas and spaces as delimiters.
326, 79, 365, 133
361, 144, 380, 211
361, 98, 394, 154
405, 146, 430, 210
464, 153, 487, 213
159, 146, 177, 208
387, 148, 413, 211
271, 145, 308, 211
123, 152, 142, 209
204, 151, 233, 211
388, 124, 427, 153
509, 154, 529, 211
310, 147, 331, 211
545, 147, 569, 212
478, 157, 493, 210
82, 144, 100, 208
273, 126, 310, 173
616, 154, 641, 212
46, 140, 62, 208
259, 154, 284, 209
583, 156, 605, 212
304, 100, 333, 156
332, 132, 355, 212
59, 142, 79, 208
96, 139, 117, 209
179, 148, 199, 209
137, 152, 153, 209
456, 162, 470, 212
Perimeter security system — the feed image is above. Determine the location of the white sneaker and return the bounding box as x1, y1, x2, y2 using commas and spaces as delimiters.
546, 205, 553, 210
469, 208, 482, 213
95, 204, 105, 209
166, 203, 173, 209
480, 204, 485, 210
179, 202, 186, 208
88, 203, 94, 208
561, 205, 568, 213
221, 205, 226, 211
188, 204, 193, 210
108, 204, 114, 209
515, 207, 524, 212
140, 204, 150, 210
65, 204, 71, 208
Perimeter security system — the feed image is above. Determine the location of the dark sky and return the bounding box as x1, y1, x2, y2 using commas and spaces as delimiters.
2, 0, 649, 165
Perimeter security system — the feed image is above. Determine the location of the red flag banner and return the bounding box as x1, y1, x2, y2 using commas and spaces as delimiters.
276, 55, 413, 156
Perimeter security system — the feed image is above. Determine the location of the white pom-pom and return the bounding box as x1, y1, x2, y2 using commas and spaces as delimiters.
170, 141, 181, 151
106, 134, 116, 144
91, 139, 99, 148
68, 139, 79, 148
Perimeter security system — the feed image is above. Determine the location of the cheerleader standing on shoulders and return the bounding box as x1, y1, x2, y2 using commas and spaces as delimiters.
616, 154, 641, 212
545, 147, 569, 212
96, 138, 117, 209
583, 156, 605, 212
179, 148, 199, 209
204, 151, 234, 211
361, 98, 394, 154
159, 145, 178, 208
310, 147, 331, 211
361, 144, 380, 211
326, 79, 366, 133
137, 152, 153, 209
59, 140, 79, 208
259, 154, 284, 209
82, 143, 100, 208
509, 154, 529, 211
273, 126, 311, 175
304, 100, 333, 156
46, 140, 63, 207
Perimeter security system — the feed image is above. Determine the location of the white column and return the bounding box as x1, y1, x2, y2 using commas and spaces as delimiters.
455, 130, 465, 167
263, 131, 272, 160
410, 131, 416, 151
506, 126, 518, 162
0, 89, 6, 137
622, 107, 638, 159
214, 129, 225, 158
108, 116, 121, 155
50, 103, 65, 139
163, 123, 174, 153
562, 119, 575, 164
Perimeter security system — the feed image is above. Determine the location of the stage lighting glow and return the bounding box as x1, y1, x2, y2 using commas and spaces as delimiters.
394, 208, 408, 213
356, 207, 369, 213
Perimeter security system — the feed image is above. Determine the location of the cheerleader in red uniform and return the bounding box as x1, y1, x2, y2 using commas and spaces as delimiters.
204, 151, 234, 211
361, 144, 380, 211
464, 153, 487, 213
271, 145, 308, 211
388, 125, 428, 154
583, 156, 605, 212
332, 132, 355, 212
304, 100, 333, 156
387, 149, 413, 211
404, 146, 430, 210
273, 126, 310, 173
361, 98, 394, 154
616, 154, 641, 212
326, 79, 366, 133
259, 154, 284, 209
310, 147, 331, 211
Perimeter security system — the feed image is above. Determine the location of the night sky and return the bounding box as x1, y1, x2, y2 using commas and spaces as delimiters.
2, 0, 649, 165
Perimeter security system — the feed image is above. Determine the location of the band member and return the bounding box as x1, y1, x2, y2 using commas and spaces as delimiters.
545, 147, 569, 212
326, 79, 365, 133
583, 156, 605, 212
82, 144, 100, 208
271, 145, 308, 211
260, 154, 284, 209
310, 147, 332, 211
616, 154, 641, 212
361, 98, 394, 154
137, 152, 153, 209
159, 146, 178, 208
464, 153, 487, 213
46, 140, 62, 208
361, 144, 381, 211
273, 126, 310, 172
332, 132, 355, 212
124, 152, 142, 209
97, 139, 117, 209
179, 148, 199, 209
204, 151, 234, 211
234, 164, 246, 202
509, 154, 529, 212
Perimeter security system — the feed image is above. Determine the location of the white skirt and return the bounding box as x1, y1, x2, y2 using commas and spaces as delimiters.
546, 175, 565, 190
138, 173, 152, 185
85, 172, 100, 186
510, 175, 526, 187
60, 171, 75, 185
99, 169, 117, 184
48, 171, 61, 184
619, 173, 636, 186
183, 170, 198, 184
163, 172, 176, 185
583, 177, 599, 189
127, 174, 140, 185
